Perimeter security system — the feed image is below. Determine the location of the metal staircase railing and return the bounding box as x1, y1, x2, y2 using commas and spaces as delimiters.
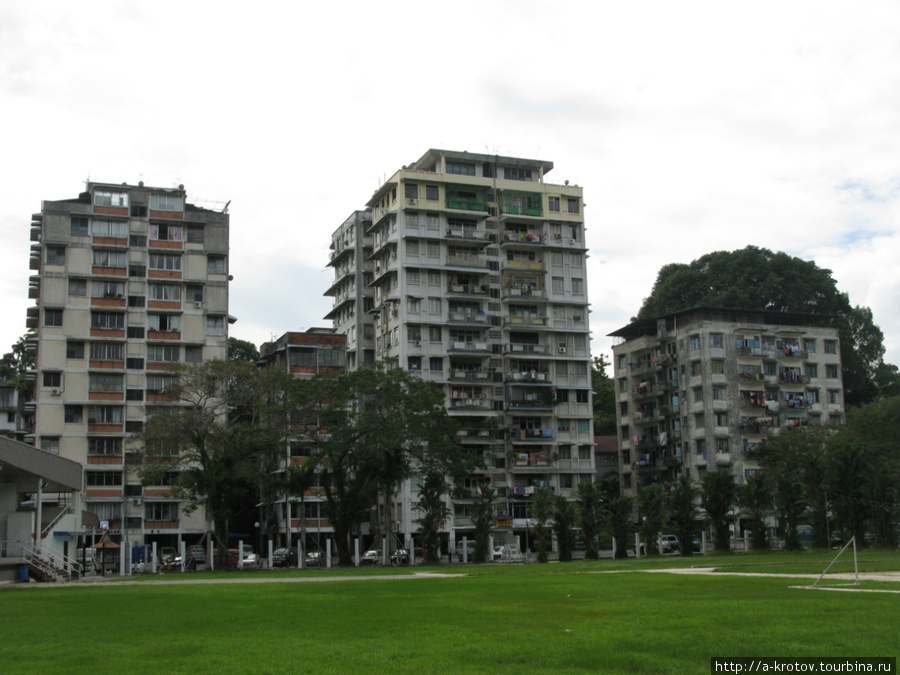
21, 545, 83, 582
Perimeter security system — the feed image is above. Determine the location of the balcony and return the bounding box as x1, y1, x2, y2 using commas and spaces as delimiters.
500, 230, 543, 244
446, 253, 486, 268
500, 286, 545, 300
449, 369, 492, 382
505, 343, 551, 356
502, 258, 546, 272
446, 228, 490, 242
503, 314, 548, 327
507, 369, 549, 383
448, 341, 491, 353
448, 312, 491, 325
508, 427, 554, 441
447, 283, 488, 296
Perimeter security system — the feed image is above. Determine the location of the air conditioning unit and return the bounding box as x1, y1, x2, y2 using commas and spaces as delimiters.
50, 389, 61, 397
413, 341, 421, 347
573, 315, 583, 321
408, 198, 417, 205
194, 301, 203, 308
132, 498, 142, 506
558, 347, 567, 354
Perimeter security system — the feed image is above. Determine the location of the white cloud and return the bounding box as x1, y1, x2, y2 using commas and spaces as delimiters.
1, 0, 899, 371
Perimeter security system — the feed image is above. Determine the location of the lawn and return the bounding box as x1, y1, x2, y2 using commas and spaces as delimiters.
2, 554, 898, 674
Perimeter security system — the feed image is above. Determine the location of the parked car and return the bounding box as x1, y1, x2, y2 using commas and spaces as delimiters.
660, 535, 680, 554
455, 540, 476, 562
360, 549, 381, 565
226, 545, 261, 569
272, 548, 297, 568
492, 545, 505, 561
305, 551, 324, 567
159, 546, 179, 570
185, 545, 207, 570
391, 549, 410, 565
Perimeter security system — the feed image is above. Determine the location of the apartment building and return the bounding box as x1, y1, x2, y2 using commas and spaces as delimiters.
609, 307, 844, 497
326, 149, 595, 553
257, 329, 347, 549
26, 181, 231, 549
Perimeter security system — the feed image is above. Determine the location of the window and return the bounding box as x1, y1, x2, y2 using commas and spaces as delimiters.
429, 357, 443, 371
715, 412, 728, 426
427, 297, 441, 315
88, 406, 123, 424
41, 437, 60, 454
805, 364, 818, 379
404, 183, 418, 200
68, 278, 87, 297
690, 361, 701, 377
186, 226, 204, 243
92, 220, 128, 238
710, 334, 723, 348
149, 253, 181, 271
428, 327, 441, 342
88, 437, 122, 456
828, 390, 840, 404
408, 325, 421, 342
45, 309, 63, 327
446, 162, 475, 176
207, 256, 225, 274
711, 360, 725, 375
149, 284, 181, 301
619, 378, 627, 392
804, 339, 816, 353
145, 502, 178, 521
43, 372, 62, 388
71, 216, 89, 236
66, 340, 85, 359
712, 386, 726, 401
576, 390, 589, 404
693, 387, 703, 403
150, 224, 183, 241
91, 342, 124, 360
426, 213, 440, 229
428, 271, 441, 286
149, 314, 181, 332
186, 285, 203, 303
406, 240, 419, 256
407, 298, 420, 313
146, 375, 176, 393
690, 335, 700, 350
91, 311, 124, 330
89, 373, 124, 392
94, 191, 128, 208
504, 167, 532, 181
548, 196, 560, 212
92, 250, 127, 268
426, 242, 440, 258
567, 198, 580, 214
552, 276, 564, 293
696, 439, 706, 455
184, 346, 203, 364
149, 193, 184, 211
716, 438, 729, 453
147, 344, 180, 363
92, 280, 125, 298
571, 278, 584, 294
46, 246, 65, 265
826, 364, 839, 379
86, 471, 123, 487
426, 185, 439, 200
824, 340, 837, 355
619, 402, 629, 416
206, 316, 226, 336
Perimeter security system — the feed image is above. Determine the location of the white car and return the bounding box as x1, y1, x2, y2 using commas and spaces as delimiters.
360, 549, 381, 565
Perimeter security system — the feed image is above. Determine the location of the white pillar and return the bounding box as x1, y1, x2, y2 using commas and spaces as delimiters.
268, 539, 274, 569
326, 539, 332, 568
180, 541, 186, 572
151, 542, 158, 574
354, 538, 360, 567
298, 540, 303, 569
635, 533, 641, 558
462, 536, 468, 564
238, 539, 244, 569
701, 531, 707, 554
382, 537, 387, 566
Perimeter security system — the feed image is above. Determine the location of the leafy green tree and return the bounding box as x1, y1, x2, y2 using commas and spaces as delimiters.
553, 496, 577, 562
738, 474, 772, 550
636, 246, 894, 406
470, 487, 495, 563
701, 470, 737, 552
531, 487, 554, 563
575, 480, 603, 559
416, 470, 450, 564
668, 475, 699, 557
285, 459, 319, 555
137, 360, 291, 565
637, 484, 667, 555
606, 495, 633, 559
227, 337, 260, 363
592, 355, 616, 435
0, 332, 35, 388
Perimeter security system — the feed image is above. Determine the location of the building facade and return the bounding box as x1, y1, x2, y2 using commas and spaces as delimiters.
609, 307, 845, 497
27, 181, 231, 548
326, 149, 595, 553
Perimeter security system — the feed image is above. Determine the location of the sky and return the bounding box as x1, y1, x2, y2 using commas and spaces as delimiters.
2, 0, 899, 368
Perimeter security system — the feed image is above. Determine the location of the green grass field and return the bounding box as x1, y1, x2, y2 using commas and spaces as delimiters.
2, 552, 898, 674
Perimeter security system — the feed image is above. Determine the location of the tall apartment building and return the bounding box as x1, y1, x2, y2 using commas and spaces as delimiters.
326, 149, 595, 553
257, 329, 347, 549
609, 307, 845, 498
26, 181, 231, 549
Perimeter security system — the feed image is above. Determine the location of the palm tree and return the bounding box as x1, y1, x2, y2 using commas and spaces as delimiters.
738, 474, 771, 550
575, 480, 603, 560
668, 475, 699, 557
701, 470, 737, 552
553, 496, 576, 562
637, 484, 666, 555
531, 487, 554, 563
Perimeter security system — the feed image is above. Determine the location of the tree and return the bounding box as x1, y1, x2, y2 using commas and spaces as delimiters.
636, 246, 894, 406
470, 487, 495, 564
575, 480, 603, 559
136, 360, 291, 565
592, 355, 617, 435
0, 332, 35, 388
227, 337, 260, 363
531, 487, 554, 563
701, 470, 737, 552
668, 475, 699, 557
606, 496, 634, 559
553, 496, 576, 562
637, 484, 667, 555
738, 474, 772, 551
416, 470, 450, 564
285, 459, 319, 555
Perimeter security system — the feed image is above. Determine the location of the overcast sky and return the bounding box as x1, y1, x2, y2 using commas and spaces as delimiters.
3, 1, 899, 368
